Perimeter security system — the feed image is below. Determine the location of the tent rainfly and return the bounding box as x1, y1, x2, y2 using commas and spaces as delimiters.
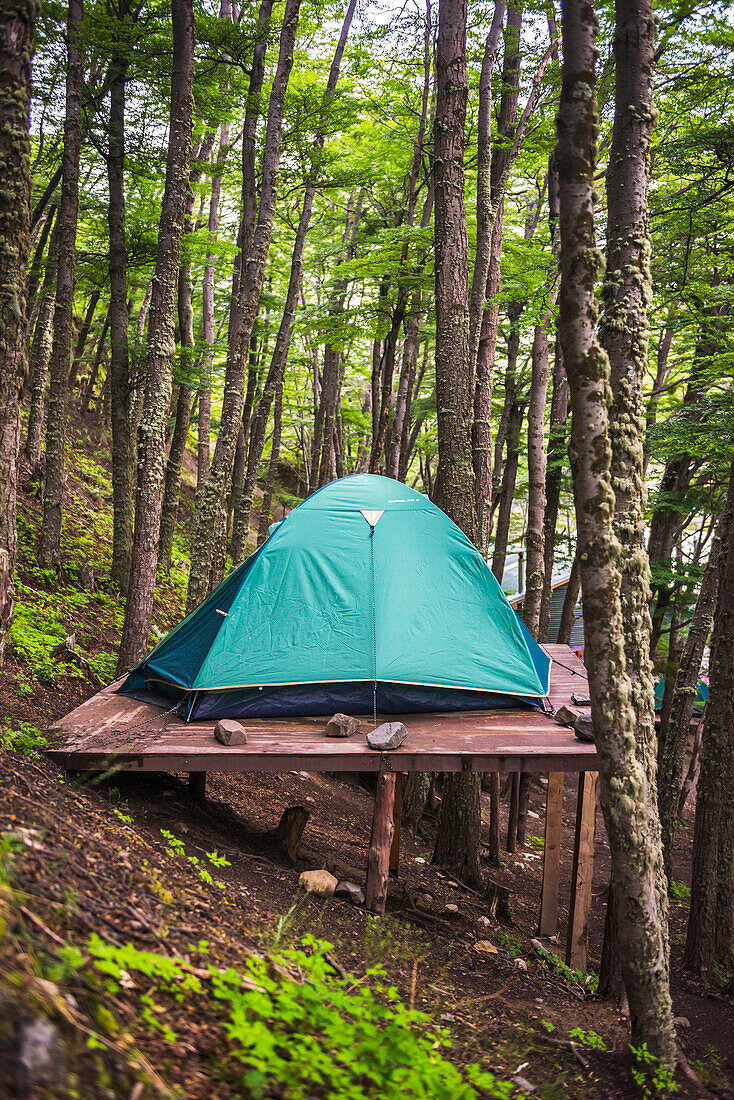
119, 474, 552, 720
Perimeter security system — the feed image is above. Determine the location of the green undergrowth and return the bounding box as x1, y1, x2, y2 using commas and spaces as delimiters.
50, 933, 517, 1099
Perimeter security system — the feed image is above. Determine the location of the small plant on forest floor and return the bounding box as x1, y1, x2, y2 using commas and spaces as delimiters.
533, 941, 598, 993
65, 933, 517, 1099
669, 880, 691, 904
159, 829, 227, 890
527, 834, 545, 850
0, 720, 48, 757
630, 1041, 677, 1097
495, 929, 524, 957
568, 1027, 607, 1050
693, 1044, 728, 1089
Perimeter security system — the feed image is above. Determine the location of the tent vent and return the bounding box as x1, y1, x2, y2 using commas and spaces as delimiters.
360, 509, 384, 527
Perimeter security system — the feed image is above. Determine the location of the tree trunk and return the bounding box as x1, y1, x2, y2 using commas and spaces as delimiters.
26, 202, 56, 312
431, 0, 481, 890
685, 458, 734, 978
158, 133, 217, 575
80, 313, 109, 415
186, 0, 301, 613
38, 0, 84, 567
539, 324, 567, 639
600, 0, 670, 999
557, 0, 675, 1067
556, 553, 580, 645
237, 0, 356, 548
523, 302, 556, 635
68, 286, 100, 388
490, 398, 525, 582
25, 213, 60, 471
256, 377, 282, 545
0, 0, 36, 667
658, 530, 720, 881
107, 31, 135, 591
116, 0, 195, 673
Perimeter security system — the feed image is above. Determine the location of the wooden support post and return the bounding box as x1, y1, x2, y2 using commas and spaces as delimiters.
506, 771, 521, 852
389, 772, 404, 876
538, 772, 565, 936
188, 771, 206, 803
365, 771, 396, 915
488, 772, 501, 867
517, 773, 532, 844
566, 770, 598, 971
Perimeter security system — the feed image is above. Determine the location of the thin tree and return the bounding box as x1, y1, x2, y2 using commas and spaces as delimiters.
186, 0, 301, 611
599, 0, 670, 994
37, 0, 84, 567
0, 0, 37, 666
685, 459, 734, 979
557, 0, 676, 1069
116, 0, 195, 672
430, 0, 482, 889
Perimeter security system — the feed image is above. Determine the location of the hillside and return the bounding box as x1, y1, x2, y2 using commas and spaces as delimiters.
1, 413, 732, 1098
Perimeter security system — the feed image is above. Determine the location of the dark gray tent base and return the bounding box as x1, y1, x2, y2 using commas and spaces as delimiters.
118, 676, 544, 721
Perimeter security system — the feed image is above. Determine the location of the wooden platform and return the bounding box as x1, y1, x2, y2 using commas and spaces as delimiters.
49, 644, 595, 776
49, 644, 600, 968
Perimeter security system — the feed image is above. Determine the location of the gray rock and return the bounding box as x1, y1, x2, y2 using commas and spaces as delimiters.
674, 1016, 691, 1029
476, 915, 492, 929
574, 715, 595, 743
513, 958, 528, 972
367, 721, 407, 751
214, 719, 248, 746
18, 1017, 67, 1091
325, 713, 361, 738
335, 880, 365, 905
512, 1075, 536, 1093
554, 704, 582, 728
571, 691, 591, 706
298, 869, 338, 897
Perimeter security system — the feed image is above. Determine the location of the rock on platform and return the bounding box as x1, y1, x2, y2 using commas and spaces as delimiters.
214, 719, 248, 746
366, 722, 407, 751
325, 713, 361, 738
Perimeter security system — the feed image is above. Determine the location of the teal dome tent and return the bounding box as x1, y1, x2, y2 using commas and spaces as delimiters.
119, 474, 552, 720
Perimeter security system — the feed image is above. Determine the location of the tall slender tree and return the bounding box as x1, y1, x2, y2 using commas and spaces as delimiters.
116, 0, 196, 672
37, 0, 84, 566
557, 0, 676, 1069
0, 0, 37, 665
430, 0, 481, 889
186, 0, 302, 611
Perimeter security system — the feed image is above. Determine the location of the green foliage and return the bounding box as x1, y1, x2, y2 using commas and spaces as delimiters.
668, 880, 691, 905
568, 1028, 607, 1051
630, 1042, 678, 1097
160, 829, 226, 891
532, 942, 598, 993
0, 720, 47, 757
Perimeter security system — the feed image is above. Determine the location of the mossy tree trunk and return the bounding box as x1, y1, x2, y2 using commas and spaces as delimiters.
25, 210, 60, 471
430, 0, 482, 890
599, 0, 670, 999
107, 18, 135, 592
557, 0, 676, 1069
186, 0, 301, 612
37, 0, 84, 567
685, 464, 734, 978
116, 0, 195, 673
0, 0, 37, 667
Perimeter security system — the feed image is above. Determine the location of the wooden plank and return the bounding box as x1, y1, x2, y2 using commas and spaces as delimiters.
538, 771, 564, 936
488, 771, 500, 867
365, 771, 396, 915
389, 772, 404, 876
566, 770, 598, 972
